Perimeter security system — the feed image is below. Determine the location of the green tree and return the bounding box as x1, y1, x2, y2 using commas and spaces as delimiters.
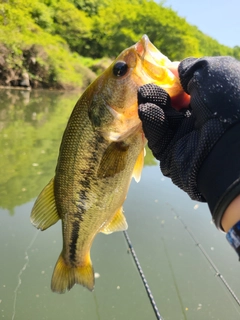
30, 1, 54, 32
233, 46, 240, 60
51, 0, 93, 54
0, 0, 237, 89
69, 0, 100, 16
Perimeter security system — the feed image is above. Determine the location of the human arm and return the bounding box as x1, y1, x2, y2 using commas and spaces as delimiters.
222, 195, 240, 232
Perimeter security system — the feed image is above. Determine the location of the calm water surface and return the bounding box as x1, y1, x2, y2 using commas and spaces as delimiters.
1, 89, 240, 320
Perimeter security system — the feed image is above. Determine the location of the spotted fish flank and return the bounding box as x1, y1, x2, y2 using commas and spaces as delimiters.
30, 35, 188, 293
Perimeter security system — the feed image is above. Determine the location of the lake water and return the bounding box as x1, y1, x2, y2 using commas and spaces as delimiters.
1, 88, 240, 320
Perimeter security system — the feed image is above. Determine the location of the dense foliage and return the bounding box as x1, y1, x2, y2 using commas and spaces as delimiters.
0, 0, 238, 89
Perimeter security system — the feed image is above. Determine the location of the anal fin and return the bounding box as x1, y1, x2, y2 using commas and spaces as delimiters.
30, 177, 60, 230
100, 207, 128, 234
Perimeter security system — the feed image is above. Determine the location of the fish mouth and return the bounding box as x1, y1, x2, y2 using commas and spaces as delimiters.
135, 34, 175, 86
135, 34, 170, 65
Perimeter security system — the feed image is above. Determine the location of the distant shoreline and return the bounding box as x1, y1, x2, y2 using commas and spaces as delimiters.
0, 85, 31, 91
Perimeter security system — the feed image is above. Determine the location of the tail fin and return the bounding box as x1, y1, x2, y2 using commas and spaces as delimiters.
51, 253, 95, 293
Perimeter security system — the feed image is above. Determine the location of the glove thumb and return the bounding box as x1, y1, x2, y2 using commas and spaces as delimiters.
138, 84, 186, 159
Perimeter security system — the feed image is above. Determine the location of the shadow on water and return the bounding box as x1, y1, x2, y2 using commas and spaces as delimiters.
1, 89, 240, 320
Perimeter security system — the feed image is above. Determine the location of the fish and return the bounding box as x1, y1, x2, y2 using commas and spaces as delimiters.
30, 34, 188, 294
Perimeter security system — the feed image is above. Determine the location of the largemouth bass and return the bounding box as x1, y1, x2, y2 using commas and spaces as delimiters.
31, 34, 188, 293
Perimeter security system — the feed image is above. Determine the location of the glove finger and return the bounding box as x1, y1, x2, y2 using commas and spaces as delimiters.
138, 102, 174, 159
164, 107, 189, 130
138, 102, 167, 141
138, 83, 171, 109
138, 84, 193, 159
138, 83, 188, 130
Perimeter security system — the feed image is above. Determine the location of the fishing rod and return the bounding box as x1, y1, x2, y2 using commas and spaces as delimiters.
123, 201, 240, 320
123, 230, 164, 320
174, 212, 240, 307
123, 209, 240, 320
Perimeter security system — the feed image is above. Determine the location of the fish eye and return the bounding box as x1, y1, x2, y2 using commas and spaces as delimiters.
113, 61, 128, 77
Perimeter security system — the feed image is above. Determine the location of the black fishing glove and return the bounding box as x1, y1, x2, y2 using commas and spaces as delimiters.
138, 56, 240, 230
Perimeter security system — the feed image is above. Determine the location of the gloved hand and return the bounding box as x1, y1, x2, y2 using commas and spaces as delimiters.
138, 56, 240, 230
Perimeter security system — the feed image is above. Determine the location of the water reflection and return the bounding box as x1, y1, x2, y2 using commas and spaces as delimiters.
1, 89, 240, 320
0, 89, 156, 214
0, 89, 80, 213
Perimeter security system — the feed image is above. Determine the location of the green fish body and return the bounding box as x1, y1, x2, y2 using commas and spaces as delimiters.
31, 35, 187, 293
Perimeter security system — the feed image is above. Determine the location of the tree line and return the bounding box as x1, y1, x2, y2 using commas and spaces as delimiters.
0, 0, 239, 89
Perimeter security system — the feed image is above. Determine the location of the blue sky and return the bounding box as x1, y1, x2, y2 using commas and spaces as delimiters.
163, 0, 240, 48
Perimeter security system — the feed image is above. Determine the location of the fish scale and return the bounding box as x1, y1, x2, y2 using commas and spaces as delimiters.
30, 34, 189, 293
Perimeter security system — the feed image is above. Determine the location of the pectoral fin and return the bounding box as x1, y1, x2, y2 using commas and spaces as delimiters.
97, 142, 129, 178
100, 207, 128, 234
132, 148, 145, 183
30, 178, 60, 230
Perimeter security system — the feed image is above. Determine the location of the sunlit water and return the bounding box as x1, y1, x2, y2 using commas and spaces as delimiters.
1, 89, 240, 320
